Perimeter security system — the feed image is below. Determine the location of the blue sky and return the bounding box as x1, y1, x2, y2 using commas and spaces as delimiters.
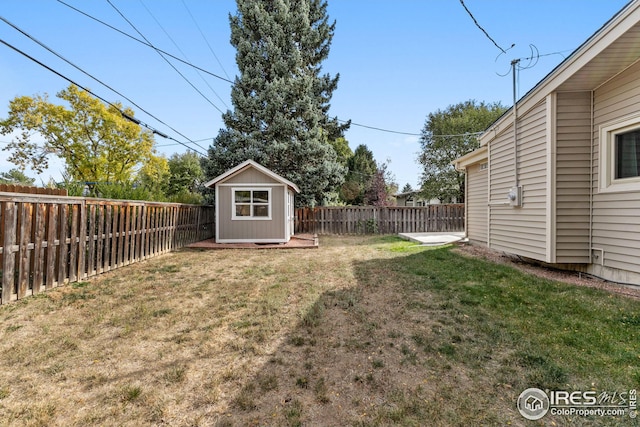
0, 0, 631, 189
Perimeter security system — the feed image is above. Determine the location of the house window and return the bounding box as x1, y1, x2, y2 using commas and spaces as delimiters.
615, 129, 640, 179
600, 115, 640, 193
232, 188, 271, 219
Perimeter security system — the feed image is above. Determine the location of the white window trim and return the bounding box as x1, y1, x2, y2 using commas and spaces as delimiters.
599, 114, 640, 193
231, 187, 272, 220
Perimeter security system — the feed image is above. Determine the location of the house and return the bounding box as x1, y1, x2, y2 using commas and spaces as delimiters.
395, 191, 454, 206
454, 0, 640, 286
396, 191, 428, 206
203, 160, 299, 244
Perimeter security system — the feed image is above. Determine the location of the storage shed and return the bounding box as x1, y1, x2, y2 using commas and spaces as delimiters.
204, 160, 300, 243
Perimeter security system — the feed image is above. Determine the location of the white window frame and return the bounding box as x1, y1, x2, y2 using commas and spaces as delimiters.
231, 187, 272, 220
599, 114, 640, 193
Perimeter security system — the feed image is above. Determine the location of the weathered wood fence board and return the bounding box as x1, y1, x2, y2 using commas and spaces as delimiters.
0, 183, 67, 195
295, 205, 464, 235
0, 192, 215, 305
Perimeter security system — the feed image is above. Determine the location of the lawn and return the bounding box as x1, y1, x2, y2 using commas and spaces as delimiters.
0, 236, 638, 426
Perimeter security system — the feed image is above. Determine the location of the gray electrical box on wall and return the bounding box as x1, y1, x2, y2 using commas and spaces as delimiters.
508, 186, 522, 207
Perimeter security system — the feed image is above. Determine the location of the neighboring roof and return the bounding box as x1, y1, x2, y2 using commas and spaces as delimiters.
479, 0, 640, 146
452, 146, 487, 170
395, 191, 420, 198
203, 159, 301, 193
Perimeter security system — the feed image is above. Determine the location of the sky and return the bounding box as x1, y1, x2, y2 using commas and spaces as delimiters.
0, 0, 632, 189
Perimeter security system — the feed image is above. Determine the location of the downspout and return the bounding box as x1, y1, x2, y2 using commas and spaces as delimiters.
512, 59, 520, 188
487, 141, 492, 247
464, 167, 469, 239
589, 90, 594, 263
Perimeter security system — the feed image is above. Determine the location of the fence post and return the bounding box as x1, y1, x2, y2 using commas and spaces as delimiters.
2, 202, 17, 303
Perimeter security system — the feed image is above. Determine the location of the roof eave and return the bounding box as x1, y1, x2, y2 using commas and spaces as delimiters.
203, 159, 301, 193
479, 0, 640, 147
452, 146, 488, 171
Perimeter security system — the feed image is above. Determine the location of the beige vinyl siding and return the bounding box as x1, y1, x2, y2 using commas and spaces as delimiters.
466, 163, 488, 244
218, 185, 285, 241
489, 101, 548, 260
555, 91, 592, 263
592, 59, 640, 275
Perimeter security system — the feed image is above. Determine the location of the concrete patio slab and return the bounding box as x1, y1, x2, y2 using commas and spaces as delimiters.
398, 232, 466, 246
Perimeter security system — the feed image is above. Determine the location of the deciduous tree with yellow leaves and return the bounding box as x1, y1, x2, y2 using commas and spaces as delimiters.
0, 84, 166, 196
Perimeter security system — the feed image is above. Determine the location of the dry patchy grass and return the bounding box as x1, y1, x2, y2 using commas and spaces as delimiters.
0, 236, 638, 426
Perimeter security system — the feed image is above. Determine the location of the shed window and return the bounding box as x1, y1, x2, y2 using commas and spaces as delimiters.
232, 188, 271, 219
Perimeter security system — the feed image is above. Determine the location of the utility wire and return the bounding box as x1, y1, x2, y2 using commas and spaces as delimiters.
0, 37, 207, 156
139, 0, 229, 109
180, 0, 231, 80
459, 0, 511, 54
337, 119, 421, 136
56, 0, 443, 139
55, 0, 234, 84
56, 0, 477, 140
106, 0, 224, 115
337, 119, 481, 138
157, 136, 212, 147
0, 15, 209, 153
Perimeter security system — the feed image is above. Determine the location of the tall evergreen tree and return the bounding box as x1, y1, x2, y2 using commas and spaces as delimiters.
203, 0, 349, 206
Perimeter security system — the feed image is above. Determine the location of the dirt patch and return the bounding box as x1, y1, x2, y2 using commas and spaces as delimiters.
454, 242, 640, 300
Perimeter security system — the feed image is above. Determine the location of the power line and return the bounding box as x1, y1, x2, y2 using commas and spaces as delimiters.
55, 0, 234, 84
3, 16, 421, 144
55, 1, 439, 140
0, 37, 207, 156
51, 1, 483, 141
459, 0, 512, 54
138, 0, 229, 110
157, 136, 212, 148
106, 0, 225, 115
0, 15, 209, 153
338, 119, 421, 136
180, 0, 231, 80
337, 119, 483, 139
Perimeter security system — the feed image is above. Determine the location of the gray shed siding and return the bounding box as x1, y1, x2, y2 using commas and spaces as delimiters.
466, 163, 488, 244
555, 91, 592, 263
592, 59, 640, 275
489, 100, 548, 260
217, 184, 286, 241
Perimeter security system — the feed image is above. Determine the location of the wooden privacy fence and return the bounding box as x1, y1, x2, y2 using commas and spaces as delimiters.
0, 192, 215, 305
0, 183, 67, 196
295, 205, 465, 235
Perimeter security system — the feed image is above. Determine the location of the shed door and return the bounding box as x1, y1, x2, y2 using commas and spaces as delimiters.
287, 190, 295, 237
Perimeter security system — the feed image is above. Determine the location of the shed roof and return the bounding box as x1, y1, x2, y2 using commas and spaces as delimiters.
203, 159, 300, 193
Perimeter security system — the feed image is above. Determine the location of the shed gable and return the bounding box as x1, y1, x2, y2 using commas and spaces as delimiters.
221, 166, 280, 185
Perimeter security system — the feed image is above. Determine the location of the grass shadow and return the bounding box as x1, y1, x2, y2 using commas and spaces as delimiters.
225, 240, 640, 426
